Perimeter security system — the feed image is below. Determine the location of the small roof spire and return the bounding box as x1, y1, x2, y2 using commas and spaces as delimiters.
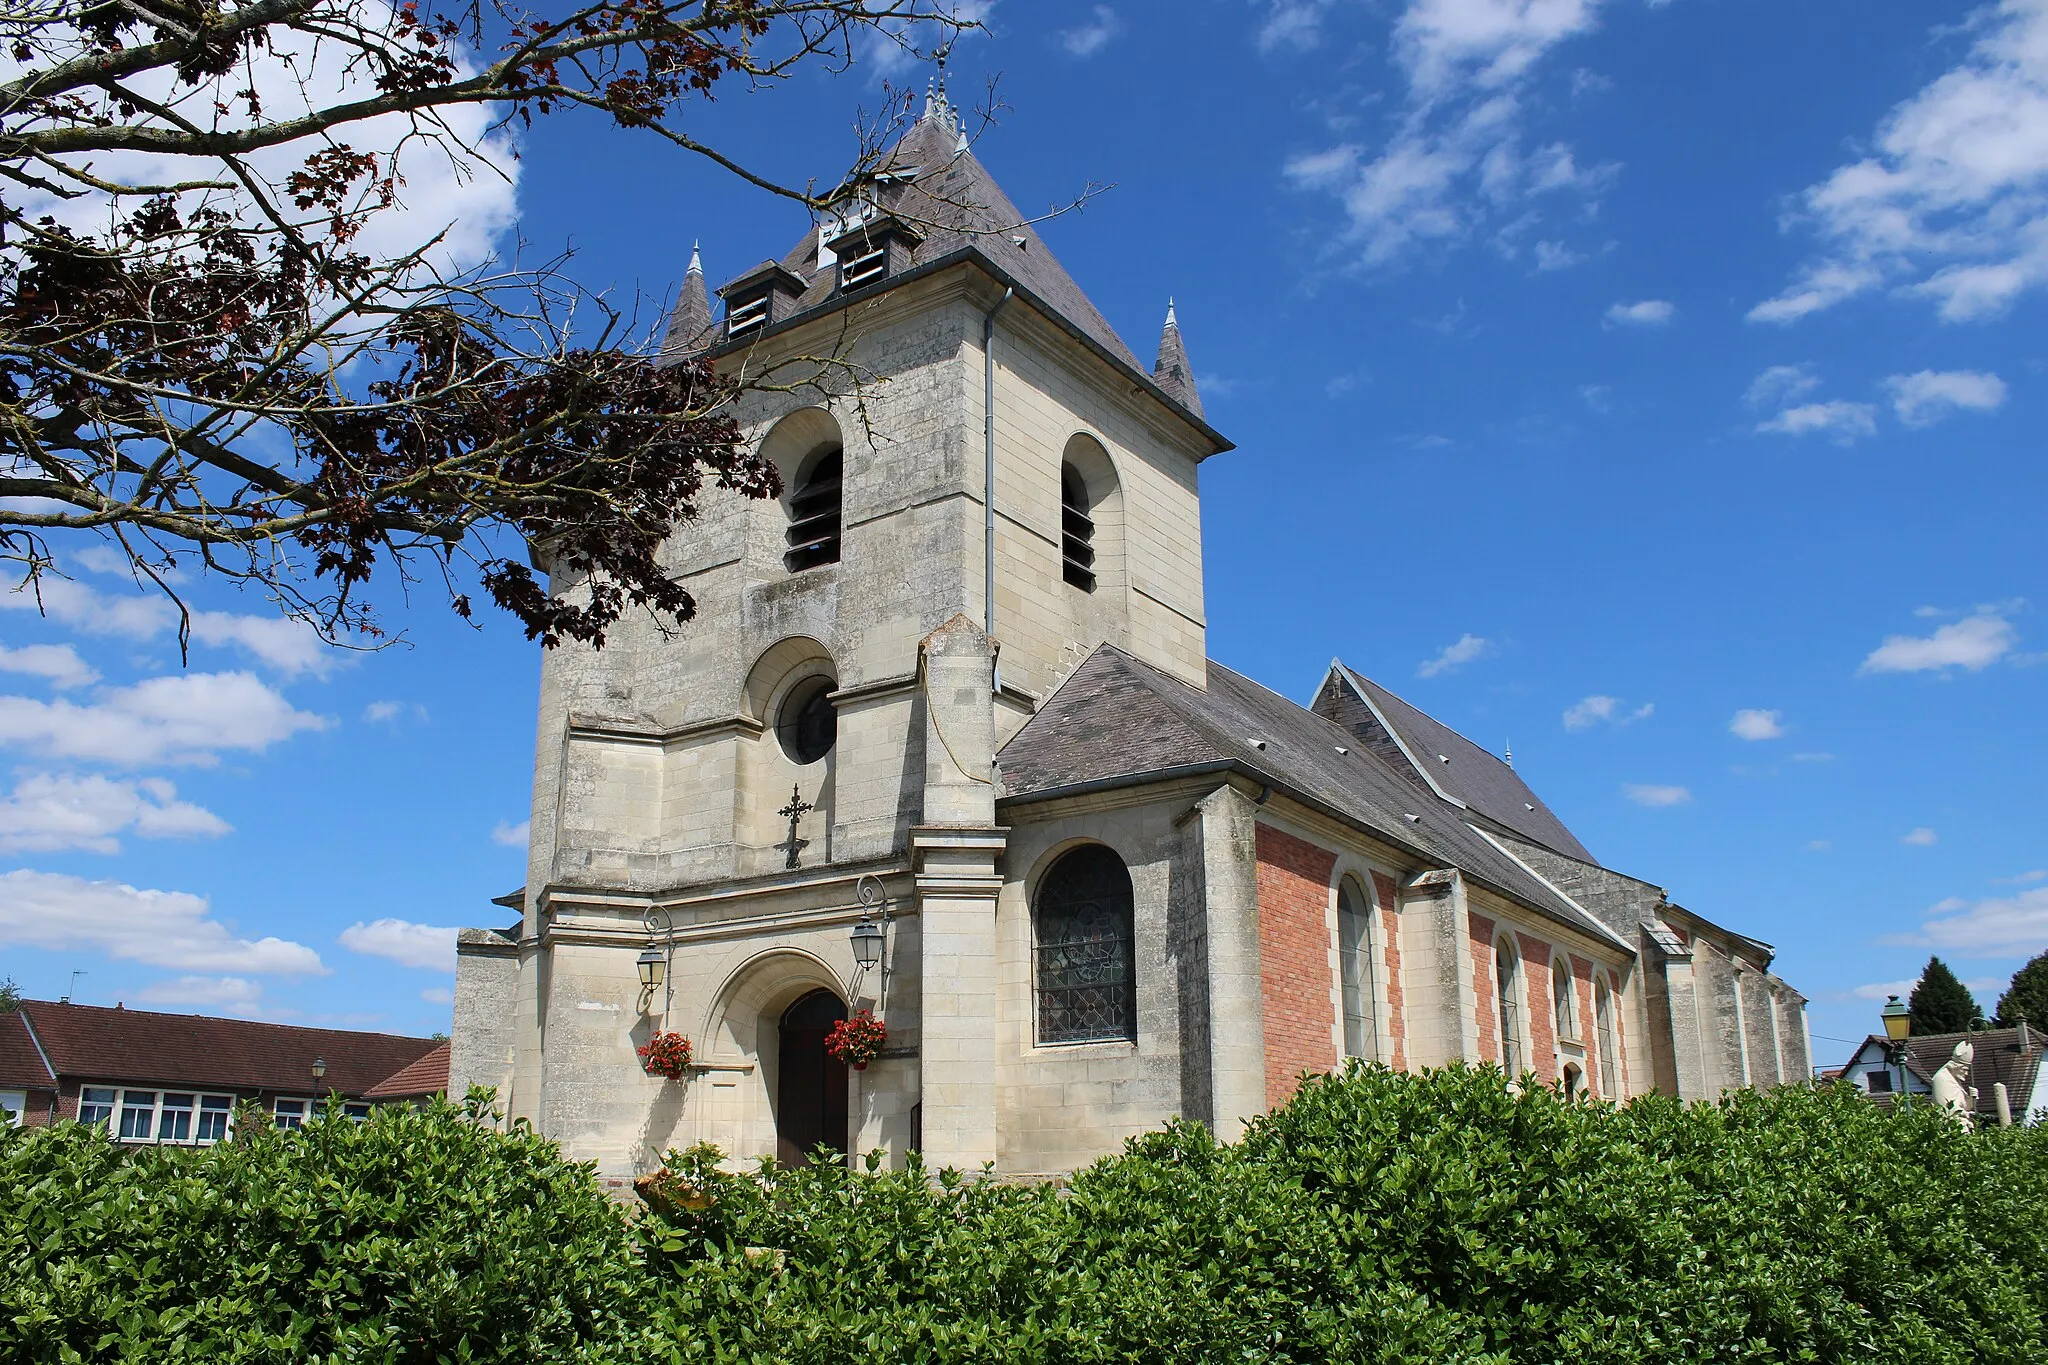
661, 240, 714, 358
1504, 740, 1514, 769
1152, 297, 1203, 418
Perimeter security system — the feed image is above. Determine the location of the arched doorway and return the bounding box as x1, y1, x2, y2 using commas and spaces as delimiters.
776, 989, 848, 1165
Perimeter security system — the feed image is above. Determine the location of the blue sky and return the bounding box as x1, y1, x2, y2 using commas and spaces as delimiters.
2, 0, 2043, 1067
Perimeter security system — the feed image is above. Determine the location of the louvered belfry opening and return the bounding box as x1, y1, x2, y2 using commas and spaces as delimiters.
784, 447, 844, 572
1060, 463, 1096, 591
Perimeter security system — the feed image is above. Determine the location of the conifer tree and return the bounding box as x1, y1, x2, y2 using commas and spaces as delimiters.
1995, 949, 2048, 1028
1909, 956, 1983, 1034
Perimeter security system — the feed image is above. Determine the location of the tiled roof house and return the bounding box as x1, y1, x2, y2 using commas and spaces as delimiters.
1838, 1022, 2048, 1125
0, 1000, 446, 1140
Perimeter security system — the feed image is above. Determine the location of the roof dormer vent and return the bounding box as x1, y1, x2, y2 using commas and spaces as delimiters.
821, 212, 924, 294
717, 260, 806, 341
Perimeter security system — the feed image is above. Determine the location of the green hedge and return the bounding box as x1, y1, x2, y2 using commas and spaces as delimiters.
5, 1070, 2046, 1362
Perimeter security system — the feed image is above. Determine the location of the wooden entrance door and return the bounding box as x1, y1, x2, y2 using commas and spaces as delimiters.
776, 989, 848, 1165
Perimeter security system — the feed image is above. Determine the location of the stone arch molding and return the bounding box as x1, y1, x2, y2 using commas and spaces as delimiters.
699, 946, 845, 1064
742, 635, 837, 726
758, 406, 844, 491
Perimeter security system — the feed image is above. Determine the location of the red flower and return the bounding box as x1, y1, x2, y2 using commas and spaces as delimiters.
637, 1031, 692, 1079
824, 1011, 887, 1070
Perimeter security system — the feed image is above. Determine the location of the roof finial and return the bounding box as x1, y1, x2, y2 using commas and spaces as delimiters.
686, 240, 702, 276
1165, 296, 1178, 328
1504, 739, 1513, 769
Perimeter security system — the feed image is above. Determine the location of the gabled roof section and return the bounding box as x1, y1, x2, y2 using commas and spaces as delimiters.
663, 105, 1230, 455
998, 646, 1626, 950
0, 1011, 55, 1090
17, 1000, 444, 1097
362, 1041, 450, 1100
1318, 664, 1596, 863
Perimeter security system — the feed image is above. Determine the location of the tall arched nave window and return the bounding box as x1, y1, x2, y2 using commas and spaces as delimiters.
1496, 936, 1524, 1077
1337, 878, 1379, 1062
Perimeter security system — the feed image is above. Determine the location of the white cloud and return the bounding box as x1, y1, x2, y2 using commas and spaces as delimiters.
1900, 887, 2048, 956
1624, 783, 1692, 807
1729, 708, 1787, 741
5, 0, 519, 278
1995, 869, 2048, 885
492, 819, 531, 848
1604, 298, 1674, 326
340, 918, 458, 972
0, 643, 96, 689
365, 701, 404, 723
0, 578, 339, 677
0, 773, 230, 853
0, 671, 328, 766
420, 986, 455, 1007
1886, 369, 2009, 426
1902, 827, 1940, 846
859, 0, 996, 77
1534, 239, 1582, 270
1744, 364, 1821, 409
1418, 633, 1493, 678
1861, 610, 2017, 673
1806, 839, 1834, 852
135, 975, 265, 1017
1283, 0, 1619, 269
0, 869, 324, 974
1562, 694, 1652, 731
1852, 978, 1917, 1002
1259, 0, 1332, 52
1060, 4, 1121, 56
1756, 401, 1878, 443
1751, 0, 2048, 323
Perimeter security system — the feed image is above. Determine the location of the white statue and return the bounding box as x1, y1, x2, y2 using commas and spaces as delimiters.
1929, 1039, 1977, 1128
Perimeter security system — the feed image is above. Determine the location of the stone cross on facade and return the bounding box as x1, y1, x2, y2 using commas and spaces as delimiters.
776, 784, 815, 869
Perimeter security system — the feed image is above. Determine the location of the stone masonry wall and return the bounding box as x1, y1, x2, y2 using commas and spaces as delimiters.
1372, 871, 1407, 1071
1254, 824, 1338, 1110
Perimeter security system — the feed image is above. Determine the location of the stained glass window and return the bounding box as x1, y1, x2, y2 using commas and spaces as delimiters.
1338, 878, 1379, 1061
1035, 845, 1136, 1044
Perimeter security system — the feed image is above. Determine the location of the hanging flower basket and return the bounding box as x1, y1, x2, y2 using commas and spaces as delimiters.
824, 1010, 887, 1070
637, 1031, 693, 1079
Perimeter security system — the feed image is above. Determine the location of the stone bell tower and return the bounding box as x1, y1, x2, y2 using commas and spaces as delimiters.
450, 92, 1227, 1178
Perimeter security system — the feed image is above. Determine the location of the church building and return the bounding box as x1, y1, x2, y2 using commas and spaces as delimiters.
450, 94, 1811, 1181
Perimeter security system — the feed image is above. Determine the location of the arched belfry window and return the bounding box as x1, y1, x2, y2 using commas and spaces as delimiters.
1496, 936, 1524, 1077
1060, 463, 1096, 591
784, 446, 843, 572
1338, 878, 1379, 1062
1034, 845, 1136, 1044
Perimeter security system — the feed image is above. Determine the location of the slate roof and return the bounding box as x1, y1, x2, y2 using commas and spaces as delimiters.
1319, 665, 1597, 863
14, 1001, 445, 1098
663, 105, 1227, 453
0, 1011, 54, 1089
997, 646, 1626, 949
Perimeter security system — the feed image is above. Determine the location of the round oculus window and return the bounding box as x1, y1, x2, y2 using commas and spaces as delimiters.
776, 675, 837, 765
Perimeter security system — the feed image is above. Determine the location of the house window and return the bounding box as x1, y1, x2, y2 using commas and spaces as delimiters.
1338, 878, 1379, 1062
1866, 1068, 1893, 1094
1060, 464, 1096, 591
784, 447, 843, 572
158, 1093, 196, 1142
1594, 977, 1620, 1098
341, 1101, 373, 1122
0, 1090, 24, 1128
196, 1095, 234, 1143
1496, 937, 1524, 1077
1553, 956, 1578, 1042
1035, 844, 1137, 1045
274, 1097, 309, 1130
775, 674, 838, 765
78, 1087, 115, 1129
118, 1090, 157, 1141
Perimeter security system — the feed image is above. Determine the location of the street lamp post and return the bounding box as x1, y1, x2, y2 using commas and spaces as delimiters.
1881, 994, 1911, 1101
849, 874, 890, 1007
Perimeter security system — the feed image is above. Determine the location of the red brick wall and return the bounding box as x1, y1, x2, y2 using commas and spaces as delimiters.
1570, 954, 1599, 1095
1469, 912, 1498, 1066
1516, 934, 1557, 1085
1372, 871, 1406, 1070
1255, 824, 1338, 1110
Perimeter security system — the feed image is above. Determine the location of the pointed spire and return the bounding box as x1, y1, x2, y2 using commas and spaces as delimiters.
661, 240, 714, 358
1152, 296, 1203, 418
1504, 740, 1514, 770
